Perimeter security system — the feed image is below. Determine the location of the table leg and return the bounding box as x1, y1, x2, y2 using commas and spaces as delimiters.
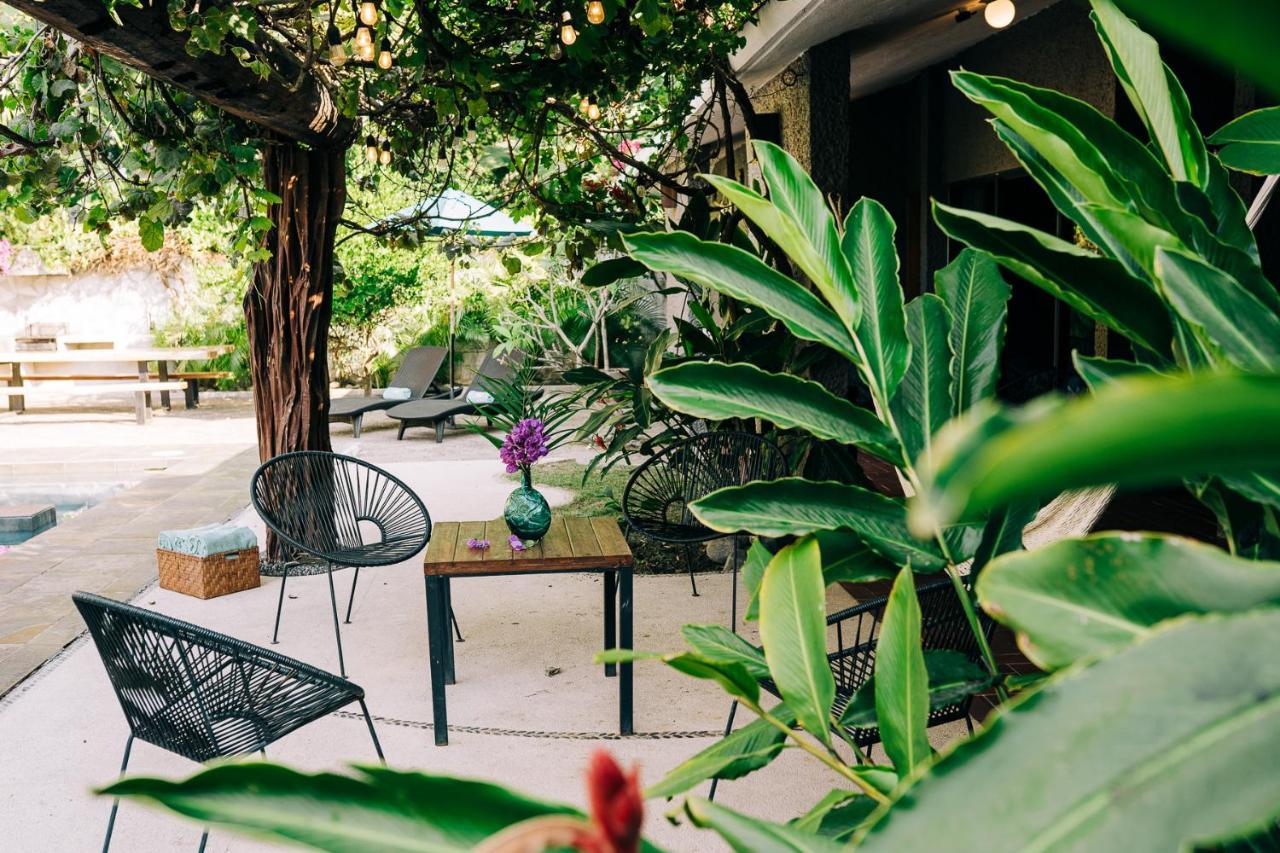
425, 576, 449, 746
619, 565, 633, 735
603, 570, 617, 678
443, 578, 456, 685
8, 362, 23, 413
158, 361, 172, 411
138, 361, 152, 410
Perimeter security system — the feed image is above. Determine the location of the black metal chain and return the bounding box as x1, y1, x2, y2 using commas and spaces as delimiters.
332, 709, 720, 740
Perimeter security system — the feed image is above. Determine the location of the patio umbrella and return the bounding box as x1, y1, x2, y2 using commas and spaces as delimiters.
371, 188, 533, 397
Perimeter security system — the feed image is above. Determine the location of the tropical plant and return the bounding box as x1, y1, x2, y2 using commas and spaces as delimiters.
930, 0, 1280, 557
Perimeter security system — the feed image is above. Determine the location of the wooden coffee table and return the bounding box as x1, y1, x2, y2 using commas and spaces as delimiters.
422, 516, 635, 746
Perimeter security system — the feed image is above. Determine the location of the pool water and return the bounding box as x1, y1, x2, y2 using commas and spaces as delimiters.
0, 482, 132, 547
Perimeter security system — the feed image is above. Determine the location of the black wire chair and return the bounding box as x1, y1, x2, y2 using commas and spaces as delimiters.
622, 431, 788, 624
73, 591, 384, 853
709, 577, 988, 799
251, 451, 432, 676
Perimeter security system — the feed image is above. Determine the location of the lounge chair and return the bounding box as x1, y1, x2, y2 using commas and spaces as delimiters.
387, 349, 537, 442
328, 346, 449, 438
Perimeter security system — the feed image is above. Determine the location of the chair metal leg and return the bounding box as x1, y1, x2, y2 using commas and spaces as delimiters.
102, 734, 135, 853
359, 699, 386, 764
271, 561, 290, 644
352, 413, 363, 439
730, 537, 740, 634
344, 566, 361, 624
684, 544, 699, 597
396, 422, 407, 440
196, 831, 208, 852
326, 562, 347, 677
434, 420, 445, 443
707, 701, 738, 801
450, 606, 464, 642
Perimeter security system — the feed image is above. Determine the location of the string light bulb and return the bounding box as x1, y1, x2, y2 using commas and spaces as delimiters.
560, 11, 578, 45
984, 0, 1015, 28
358, 0, 379, 27
377, 36, 393, 69
357, 35, 375, 62
586, 0, 605, 25
326, 24, 346, 66
579, 96, 591, 115
355, 25, 372, 47
466, 118, 478, 144
586, 97, 601, 121
364, 135, 378, 163
549, 42, 563, 60
378, 141, 391, 166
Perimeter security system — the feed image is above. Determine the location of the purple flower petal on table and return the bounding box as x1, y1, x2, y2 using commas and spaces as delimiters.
509, 534, 527, 552
467, 538, 490, 550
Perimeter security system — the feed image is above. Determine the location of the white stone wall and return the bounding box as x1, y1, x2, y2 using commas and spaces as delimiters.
0, 265, 191, 350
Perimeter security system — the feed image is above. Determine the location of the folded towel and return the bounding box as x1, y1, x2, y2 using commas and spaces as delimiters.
383, 386, 413, 401
466, 389, 495, 404
158, 524, 258, 558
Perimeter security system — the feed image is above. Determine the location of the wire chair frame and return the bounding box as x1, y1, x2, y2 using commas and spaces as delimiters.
621, 431, 788, 610
251, 451, 432, 676
73, 592, 383, 852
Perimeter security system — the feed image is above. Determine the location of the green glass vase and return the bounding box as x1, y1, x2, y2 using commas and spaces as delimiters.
504, 468, 552, 541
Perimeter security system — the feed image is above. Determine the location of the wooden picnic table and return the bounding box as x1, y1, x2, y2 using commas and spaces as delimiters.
422, 516, 635, 746
0, 345, 234, 423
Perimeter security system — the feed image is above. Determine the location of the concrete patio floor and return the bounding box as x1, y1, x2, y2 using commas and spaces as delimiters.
0, 396, 967, 851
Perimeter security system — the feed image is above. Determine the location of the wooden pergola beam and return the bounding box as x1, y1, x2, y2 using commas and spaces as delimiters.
4, 0, 351, 148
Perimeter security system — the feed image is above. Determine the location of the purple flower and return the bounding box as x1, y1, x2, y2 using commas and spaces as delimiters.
500, 417, 551, 473
509, 534, 527, 552
467, 538, 490, 550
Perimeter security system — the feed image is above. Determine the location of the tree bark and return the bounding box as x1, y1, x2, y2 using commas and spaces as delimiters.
245, 139, 345, 466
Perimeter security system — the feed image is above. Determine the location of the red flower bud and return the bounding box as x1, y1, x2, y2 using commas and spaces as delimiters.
584, 749, 643, 853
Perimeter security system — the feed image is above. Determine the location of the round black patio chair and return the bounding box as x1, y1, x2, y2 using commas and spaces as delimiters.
251, 450, 432, 676
73, 591, 384, 852
622, 430, 788, 628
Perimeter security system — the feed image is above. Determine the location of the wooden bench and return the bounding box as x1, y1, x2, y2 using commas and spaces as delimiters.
0, 381, 188, 424
22, 371, 234, 409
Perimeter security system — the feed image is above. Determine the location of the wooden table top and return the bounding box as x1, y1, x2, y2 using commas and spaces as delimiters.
424, 516, 633, 576
0, 345, 234, 363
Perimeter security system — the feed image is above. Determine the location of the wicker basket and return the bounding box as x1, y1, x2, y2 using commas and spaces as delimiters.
157, 547, 260, 599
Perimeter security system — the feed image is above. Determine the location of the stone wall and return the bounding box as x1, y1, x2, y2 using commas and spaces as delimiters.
0, 261, 191, 349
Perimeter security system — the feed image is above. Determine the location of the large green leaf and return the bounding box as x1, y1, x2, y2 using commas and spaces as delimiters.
1114, 0, 1280, 100
102, 764, 582, 852
932, 201, 1174, 357
839, 650, 992, 728
951, 70, 1127, 211
647, 361, 902, 464
1091, 0, 1207, 185
622, 231, 859, 363
759, 537, 836, 747
1210, 106, 1280, 175
873, 567, 931, 773
890, 294, 952, 466
691, 478, 948, 570
792, 789, 878, 841
843, 198, 909, 408
1153, 247, 1280, 371
741, 539, 772, 622
646, 704, 795, 800
681, 623, 770, 681
911, 372, 1280, 532
753, 141, 859, 329
580, 256, 650, 286
934, 249, 1010, 417
857, 610, 1280, 850
1072, 352, 1158, 390
814, 530, 899, 586
597, 649, 760, 704
978, 532, 1280, 670
703, 171, 859, 335
684, 797, 847, 853
970, 500, 1037, 575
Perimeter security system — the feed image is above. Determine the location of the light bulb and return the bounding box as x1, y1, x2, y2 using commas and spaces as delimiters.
359, 0, 378, 27
378, 144, 391, 166
560, 11, 577, 45
326, 25, 347, 66
586, 0, 605, 25
354, 25, 372, 47
358, 39, 375, 62
586, 99, 601, 121
377, 37, 393, 69
579, 95, 591, 114
549, 42, 563, 60
365, 135, 378, 163
984, 0, 1015, 28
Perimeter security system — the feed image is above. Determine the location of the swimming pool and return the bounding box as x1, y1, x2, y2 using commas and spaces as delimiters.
0, 482, 132, 547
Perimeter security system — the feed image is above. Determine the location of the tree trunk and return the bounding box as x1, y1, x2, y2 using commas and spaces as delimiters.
244, 137, 345, 485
